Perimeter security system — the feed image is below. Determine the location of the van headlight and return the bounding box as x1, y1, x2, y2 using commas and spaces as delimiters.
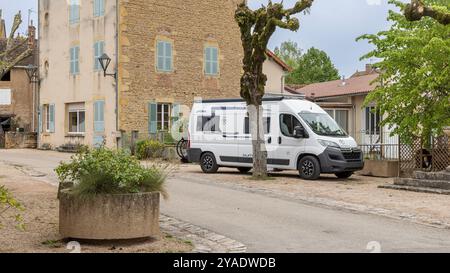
318, 139, 340, 149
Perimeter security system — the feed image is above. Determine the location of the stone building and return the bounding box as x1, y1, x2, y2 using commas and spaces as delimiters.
39, 0, 246, 149
0, 11, 38, 148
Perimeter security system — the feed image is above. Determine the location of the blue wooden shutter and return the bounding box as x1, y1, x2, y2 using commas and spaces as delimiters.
165, 42, 172, 71
149, 103, 157, 134
49, 104, 55, 133
94, 100, 105, 132
211, 47, 218, 75
100, 0, 105, 16
75, 47, 79, 73
38, 105, 42, 133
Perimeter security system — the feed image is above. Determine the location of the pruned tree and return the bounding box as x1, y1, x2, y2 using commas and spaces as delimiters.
405, 0, 450, 25
0, 11, 33, 79
235, 0, 313, 178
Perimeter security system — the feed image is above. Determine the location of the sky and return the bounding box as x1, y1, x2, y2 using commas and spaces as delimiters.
0, 0, 405, 77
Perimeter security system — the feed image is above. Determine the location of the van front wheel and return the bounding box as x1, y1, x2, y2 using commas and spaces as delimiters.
200, 153, 219, 173
298, 156, 321, 180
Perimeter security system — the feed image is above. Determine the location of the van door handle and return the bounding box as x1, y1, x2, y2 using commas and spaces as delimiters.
278, 137, 282, 144
268, 137, 272, 144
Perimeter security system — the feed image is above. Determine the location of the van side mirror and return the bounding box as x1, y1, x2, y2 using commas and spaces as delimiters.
294, 126, 306, 139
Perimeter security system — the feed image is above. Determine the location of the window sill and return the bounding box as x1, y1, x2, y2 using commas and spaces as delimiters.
65, 133, 85, 137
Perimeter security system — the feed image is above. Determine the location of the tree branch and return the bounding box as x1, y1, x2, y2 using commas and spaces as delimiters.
405, 0, 450, 25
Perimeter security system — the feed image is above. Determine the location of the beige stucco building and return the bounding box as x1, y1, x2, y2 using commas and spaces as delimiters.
263, 50, 291, 95
38, 0, 246, 149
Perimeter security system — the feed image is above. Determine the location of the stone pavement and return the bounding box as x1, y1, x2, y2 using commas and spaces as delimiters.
160, 214, 247, 253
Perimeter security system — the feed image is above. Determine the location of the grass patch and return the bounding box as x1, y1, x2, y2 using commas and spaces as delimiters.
41, 239, 63, 248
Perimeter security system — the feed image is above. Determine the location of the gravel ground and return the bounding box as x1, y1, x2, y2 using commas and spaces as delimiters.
177, 164, 450, 228
0, 162, 193, 253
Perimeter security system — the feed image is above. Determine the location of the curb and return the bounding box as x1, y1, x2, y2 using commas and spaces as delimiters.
160, 214, 247, 253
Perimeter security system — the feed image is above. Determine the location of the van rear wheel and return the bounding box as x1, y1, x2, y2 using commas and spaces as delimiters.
200, 152, 219, 173
237, 167, 252, 174
298, 156, 321, 180
335, 172, 353, 179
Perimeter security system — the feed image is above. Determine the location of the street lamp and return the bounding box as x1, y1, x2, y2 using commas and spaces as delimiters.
98, 53, 117, 79
25, 64, 39, 83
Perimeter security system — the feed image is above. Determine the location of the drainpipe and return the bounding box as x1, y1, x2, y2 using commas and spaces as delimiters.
115, 0, 119, 147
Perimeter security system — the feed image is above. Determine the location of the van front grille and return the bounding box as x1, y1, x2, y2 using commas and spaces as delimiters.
341, 148, 362, 161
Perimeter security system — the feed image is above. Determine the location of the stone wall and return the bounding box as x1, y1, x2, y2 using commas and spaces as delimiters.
5, 132, 38, 149
0, 68, 34, 131
118, 0, 243, 134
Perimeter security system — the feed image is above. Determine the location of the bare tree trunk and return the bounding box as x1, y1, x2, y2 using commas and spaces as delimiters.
248, 104, 267, 178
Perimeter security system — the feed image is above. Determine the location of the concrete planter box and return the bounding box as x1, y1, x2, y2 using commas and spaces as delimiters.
59, 191, 160, 240
360, 159, 399, 178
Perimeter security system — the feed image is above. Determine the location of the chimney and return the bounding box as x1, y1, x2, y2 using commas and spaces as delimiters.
340, 75, 347, 86
366, 64, 373, 73
28, 21, 36, 48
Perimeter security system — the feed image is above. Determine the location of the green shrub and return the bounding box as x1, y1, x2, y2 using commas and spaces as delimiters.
136, 139, 165, 160
55, 147, 168, 198
0, 185, 25, 230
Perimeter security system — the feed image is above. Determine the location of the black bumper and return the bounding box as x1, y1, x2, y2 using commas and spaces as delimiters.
187, 148, 202, 163
318, 147, 364, 173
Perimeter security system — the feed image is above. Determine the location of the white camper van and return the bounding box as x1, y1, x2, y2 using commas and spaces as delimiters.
187, 95, 364, 180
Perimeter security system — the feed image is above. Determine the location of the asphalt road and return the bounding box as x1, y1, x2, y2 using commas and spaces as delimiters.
2, 149, 450, 253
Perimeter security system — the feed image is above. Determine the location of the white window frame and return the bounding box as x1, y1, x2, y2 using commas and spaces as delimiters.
0, 89, 11, 105
68, 109, 86, 134
157, 103, 171, 131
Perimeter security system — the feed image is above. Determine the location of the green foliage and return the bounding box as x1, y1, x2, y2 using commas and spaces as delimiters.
287, 47, 340, 85
273, 40, 302, 69
55, 147, 168, 198
136, 139, 165, 160
358, 0, 450, 143
0, 185, 25, 230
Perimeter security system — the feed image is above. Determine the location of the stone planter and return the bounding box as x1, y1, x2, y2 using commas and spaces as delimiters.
59, 191, 160, 240
359, 159, 399, 178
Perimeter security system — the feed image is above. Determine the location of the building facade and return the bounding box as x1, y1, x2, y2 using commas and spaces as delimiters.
0, 16, 38, 148
39, 0, 244, 149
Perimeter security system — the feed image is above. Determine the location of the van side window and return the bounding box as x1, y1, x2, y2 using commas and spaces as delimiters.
197, 116, 220, 132
280, 114, 303, 137
244, 117, 271, 135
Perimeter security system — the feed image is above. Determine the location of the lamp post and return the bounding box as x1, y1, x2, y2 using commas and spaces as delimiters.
98, 53, 117, 79
98, 53, 119, 148
25, 64, 39, 133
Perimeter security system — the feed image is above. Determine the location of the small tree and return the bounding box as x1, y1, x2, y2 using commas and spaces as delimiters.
273, 40, 302, 70
358, 0, 450, 144
405, 0, 450, 25
287, 47, 339, 85
0, 11, 33, 79
235, 0, 313, 178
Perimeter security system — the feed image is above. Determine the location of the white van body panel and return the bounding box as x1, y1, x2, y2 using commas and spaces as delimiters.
188, 97, 364, 175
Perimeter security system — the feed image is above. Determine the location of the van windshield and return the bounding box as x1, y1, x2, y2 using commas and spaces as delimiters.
299, 112, 347, 137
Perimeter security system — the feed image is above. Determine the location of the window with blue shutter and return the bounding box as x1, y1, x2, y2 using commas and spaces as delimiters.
70, 46, 80, 75
156, 40, 173, 72
204, 46, 219, 76
94, 100, 105, 133
49, 104, 55, 133
149, 103, 157, 134
94, 0, 105, 17
94, 41, 104, 71
38, 105, 42, 133
69, 0, 80, 25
